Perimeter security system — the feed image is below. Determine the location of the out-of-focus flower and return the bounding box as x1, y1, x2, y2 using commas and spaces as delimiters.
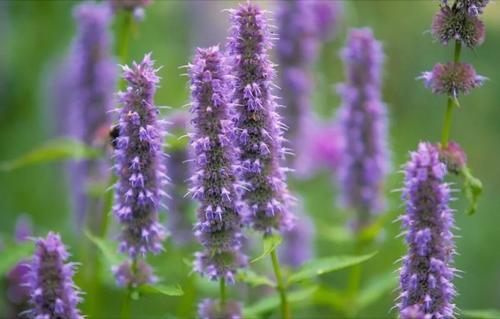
438, 141, 467, 174
279, 208, 314, 268
112, 259, 157, 287
198, 299, 242, 319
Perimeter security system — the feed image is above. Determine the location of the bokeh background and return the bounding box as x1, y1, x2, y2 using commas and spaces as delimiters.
0, 1, 499, 318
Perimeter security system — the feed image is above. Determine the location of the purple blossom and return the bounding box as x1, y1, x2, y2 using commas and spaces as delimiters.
109, 0, 152, 19
398, 142, 456, 319
112, 259, 157, 287
112, 53, 167, 258
188, 46, 246, 282
310, 0, 342, 41
66, 1, 116, 227
278, 209, 315, 268
401, 304, 431, 319
14, 214, 33, 243
228, 3, 294, 233
198, 299, 242, 319
26, 232, 83, 319
438, 141, 467, 174
165, 112, 193, 245
420, 62, 486, 97
336, 28, 390, 230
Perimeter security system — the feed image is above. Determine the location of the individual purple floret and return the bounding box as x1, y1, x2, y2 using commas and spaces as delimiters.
26, 232, 83, 319
165, 112, 193, 245
112, 259, 157, 287
398, 142, 456, 319
228, 3, 294, 233
112, 53, 167, 258
336, 28, 390, 230
66, 1, 116, 227
188, 46, 246, 282
198, 299, 242, 319
420, 62, 486, 98
279, 209, 314, 268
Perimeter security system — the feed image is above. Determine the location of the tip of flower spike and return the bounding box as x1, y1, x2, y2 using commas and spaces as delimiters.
73, 1, 111, 24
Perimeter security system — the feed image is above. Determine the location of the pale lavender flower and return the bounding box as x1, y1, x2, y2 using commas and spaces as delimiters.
310, 0, 342, 41
228, 3, 294, 233
112, 259, 157, 287
279, 209, 315, 268
398, 142, 456, 319
198, 299, 242, 319
336, 28, 390, 230
188, 46, 246, 282
420, 62, 486, 98
26, 232, 83, 319
112, 53, 167, 258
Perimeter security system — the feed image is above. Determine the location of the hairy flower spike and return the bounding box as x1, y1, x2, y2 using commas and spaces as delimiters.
420, 62, 486, 97
188, 46, 246, 282
27, 232, 83, 319
228, 3, 294, 233
398, 142, 456, 319
336, 28, 390, 230
198, 299, 242, 319
113, 53, 167, 258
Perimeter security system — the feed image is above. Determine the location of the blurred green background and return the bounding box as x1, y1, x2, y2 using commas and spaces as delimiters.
0, 1, 499, 318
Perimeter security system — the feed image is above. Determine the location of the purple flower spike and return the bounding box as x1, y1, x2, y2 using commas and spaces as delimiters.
310, 0, 342, 41
336, 28, 390, 229
198, 299, 242, 319
398, 142, 456, 319
228, 3, 295, 233
188, 46, 246, 282
420, 62, 486, 98
27, 232, 83, 319
112, 259, 157, 288
113, 53, 167, 258
279, 209, 315, 268
109, 0, 152, 20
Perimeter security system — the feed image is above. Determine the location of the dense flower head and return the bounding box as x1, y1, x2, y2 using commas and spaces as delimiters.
68, 1, 116, 226
420, 62, 486, 97
26, 232, 83, 319
431, 4, 485, 47
455, 0, 490, 16
198, 299, 242, 319
310, 0, 342, 40
398, 142, 456, 319
165, 112, 193, 245
188, 46, 246, 282
401, 304, 431, 319
228, 2, 294, 233
113, 53, 167, 258
112, 259, 157, 287
336, 28, 390, 229
438, 141, 467, 174
279, 209, 315, 268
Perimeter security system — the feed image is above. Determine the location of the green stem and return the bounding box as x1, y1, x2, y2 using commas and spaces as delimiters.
220, 277, 226, 310
440, 40, 462, 148
345, 239, 364, 316
121, 258, 138, 319
270, 249, 290, 319
117, 11, 133, 66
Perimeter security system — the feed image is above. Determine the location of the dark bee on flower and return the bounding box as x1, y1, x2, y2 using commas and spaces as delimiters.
109, 124, 120, 149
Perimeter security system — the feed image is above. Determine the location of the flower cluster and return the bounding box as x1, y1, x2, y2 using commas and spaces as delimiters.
228, 3, 294, 233
112, 53, 167, 258
336, 28, 390, 230
198, 299, 242, 319
398, 143, 456, 319
112, 259, 157, 288
26, 232, 83, 319
188, 46, 246, 282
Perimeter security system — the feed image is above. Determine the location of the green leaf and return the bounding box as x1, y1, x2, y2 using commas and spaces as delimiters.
138, 284, 184, 296
287, 252, 377, 284
0, 138, 100, 172
251, 234, 282, 263
462, 166, 483, 215
243, 286, 317, 317
462, 309, 500, 319
85, 230, 123, 267
0, 241, 33, 275
236, 269, 275, 288
313, 286, 347, 311
357, 271, 398, 311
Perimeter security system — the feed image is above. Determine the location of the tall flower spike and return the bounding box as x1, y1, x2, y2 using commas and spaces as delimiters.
67, 1, 116, 227
336, 28, 390, 230
113, 53, 167, 258
228, 3, 294, 233
188, 46, 246, 282
26, 232, 83, 319
398, 142, 456, 319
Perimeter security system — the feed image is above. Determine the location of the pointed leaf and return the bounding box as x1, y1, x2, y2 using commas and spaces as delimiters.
462, 166, 483, 215
0, 241, 34, 275
357, 271, 398, 310
251, 234, 282, 263
462, 309, 500, 319
236, 269, 275, 287
138, 284, 184, 296
243, 286, 317, 317
0, 138, 100, 172
287, 252, 377, 284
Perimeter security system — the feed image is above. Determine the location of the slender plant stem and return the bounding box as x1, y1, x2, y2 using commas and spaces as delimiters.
121, 257, 138, 319
270, 249, 290, 319
345, 239, 364, 316
440, 40, 463, 148
220, 277, 226, 310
